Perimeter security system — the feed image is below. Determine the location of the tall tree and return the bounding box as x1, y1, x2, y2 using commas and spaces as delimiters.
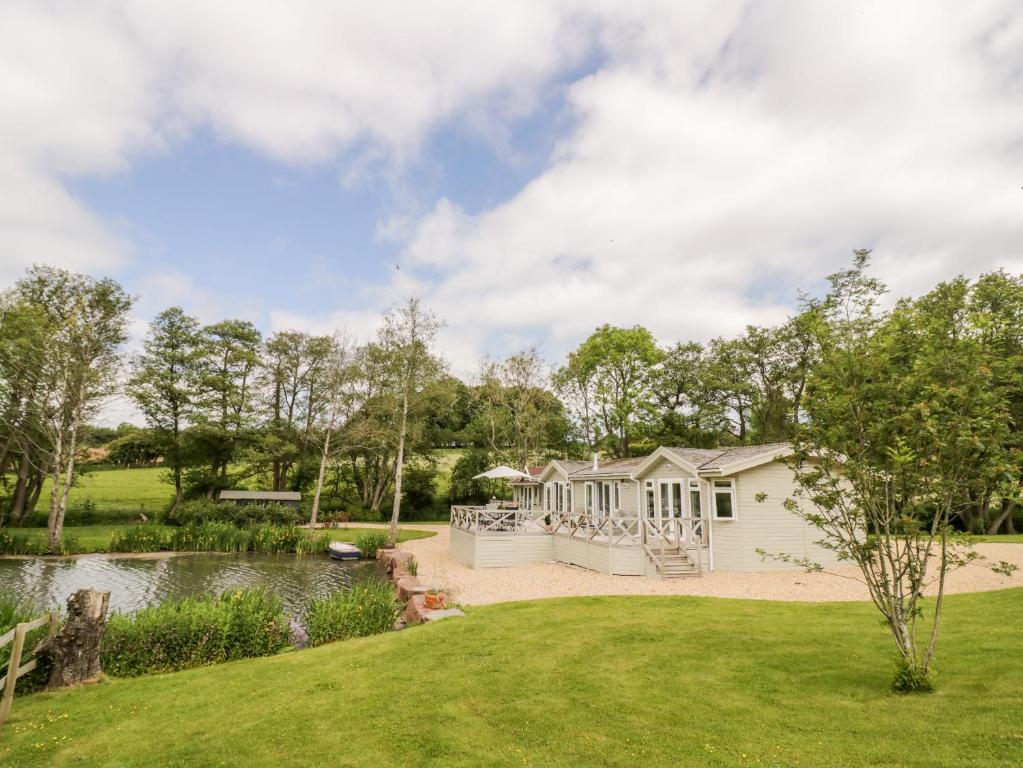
377, 298, 444, 542
12, 266, 132, 549
780, 252, 1017, 690
562, 324, 661, 457
128, 307, 203, 510
191, 319, 262, 496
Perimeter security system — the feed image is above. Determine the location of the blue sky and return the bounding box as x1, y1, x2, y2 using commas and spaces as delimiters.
2, 2, 1021, 406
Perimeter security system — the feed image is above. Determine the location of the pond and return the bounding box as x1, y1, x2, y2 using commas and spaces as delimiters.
0, 553, 387, 616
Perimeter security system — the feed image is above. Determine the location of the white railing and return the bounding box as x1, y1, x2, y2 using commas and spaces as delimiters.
642, 516, 705, 574
450, 506, 548, 534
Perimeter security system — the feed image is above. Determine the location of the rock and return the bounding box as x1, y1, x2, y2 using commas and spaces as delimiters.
403, 595, 464, 626
422, 608, 465, 622
395, 576, 428, 601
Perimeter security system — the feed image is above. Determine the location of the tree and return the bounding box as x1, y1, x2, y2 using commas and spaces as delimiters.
377, 298, 444, 543
190, 319, 262, 496
308, 334, 362, 528
128, 307, 203, 510
561, 325, 661, 457
649, 341, 727, 447
11, 266, 132, 549
779, 252, 1018, 691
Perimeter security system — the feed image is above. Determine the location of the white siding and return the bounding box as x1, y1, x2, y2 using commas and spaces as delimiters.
449, 526, 476, 566
710, 461, 841, 572
449, 530, 554, 568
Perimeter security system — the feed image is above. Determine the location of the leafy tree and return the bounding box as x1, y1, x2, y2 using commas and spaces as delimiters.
649, 341, 727, 447
190, 319, 262, 496
128, 307, 203, 509
560, 324, 661, 457
10, 266, 133, 548
377, 299, 444, 542
779, 252, 1018, 690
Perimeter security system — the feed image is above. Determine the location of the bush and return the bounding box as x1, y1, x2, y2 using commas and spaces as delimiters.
109, 525, 169, 553
0, 529, 79, 555
892, 659, 934, 694
0, 594, 51, 694
163, 499, 301, 528
353, 531, 389, 559
304, 582, 401, 646
102, 587, 291, 677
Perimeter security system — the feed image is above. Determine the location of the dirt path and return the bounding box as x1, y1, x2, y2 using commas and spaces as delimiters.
391, 524, 1023, 606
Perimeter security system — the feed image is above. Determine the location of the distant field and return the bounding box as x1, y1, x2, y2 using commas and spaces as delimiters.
30, 466, 173, 517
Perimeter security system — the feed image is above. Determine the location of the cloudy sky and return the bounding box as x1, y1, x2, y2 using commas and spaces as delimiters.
2, 1, 1022, 414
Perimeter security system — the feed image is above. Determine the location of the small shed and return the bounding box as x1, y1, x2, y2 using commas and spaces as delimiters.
218, 490, 301, 509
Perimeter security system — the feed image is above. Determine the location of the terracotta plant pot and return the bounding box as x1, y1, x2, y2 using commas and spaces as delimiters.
424, 592, 445, 610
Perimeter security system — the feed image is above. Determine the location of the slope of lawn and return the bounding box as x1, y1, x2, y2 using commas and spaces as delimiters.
29, 466, 172, 519
3, 524, 435, 554
2, 589, 1020, 767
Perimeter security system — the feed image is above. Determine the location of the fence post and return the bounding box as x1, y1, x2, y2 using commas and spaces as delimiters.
0, 623, 27, 725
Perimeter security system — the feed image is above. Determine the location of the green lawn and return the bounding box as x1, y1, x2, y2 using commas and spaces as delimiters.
3, 524, 435, 554
1, 589, 1020, 767
27, 466, 173, 518
972, 534, 1023, 543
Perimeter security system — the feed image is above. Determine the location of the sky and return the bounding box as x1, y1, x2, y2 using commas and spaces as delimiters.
1, 1, 1022, 424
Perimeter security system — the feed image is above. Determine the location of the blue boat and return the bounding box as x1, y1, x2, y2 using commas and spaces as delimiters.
328, 541, 362, 560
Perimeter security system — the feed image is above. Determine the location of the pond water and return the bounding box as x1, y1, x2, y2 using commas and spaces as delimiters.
0, 553, 386, 616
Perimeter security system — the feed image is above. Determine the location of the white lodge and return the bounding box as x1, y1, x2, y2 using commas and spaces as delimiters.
449, 444, 840, 578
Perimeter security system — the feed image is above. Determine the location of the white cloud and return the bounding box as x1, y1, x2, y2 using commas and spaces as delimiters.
1, 0, 1022, 382
392, 0, 1023, 372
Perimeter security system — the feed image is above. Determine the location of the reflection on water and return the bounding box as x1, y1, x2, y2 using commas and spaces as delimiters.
0, 553, 385, 616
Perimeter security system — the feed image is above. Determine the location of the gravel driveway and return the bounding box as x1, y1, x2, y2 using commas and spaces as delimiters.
391, 524, 1023, 606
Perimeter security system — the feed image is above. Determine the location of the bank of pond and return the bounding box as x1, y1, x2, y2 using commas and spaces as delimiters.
1, 551, 403, 693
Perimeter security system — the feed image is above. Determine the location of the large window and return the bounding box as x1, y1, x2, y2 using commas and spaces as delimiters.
645, 481, 655, 517
689, 480, 702, 518
713, 480, 736, 520
585, 482, 594, 513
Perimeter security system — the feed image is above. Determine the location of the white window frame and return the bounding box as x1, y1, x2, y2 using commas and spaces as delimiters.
644, 480, 656, 518
712, 479, 737, 520
585, 482, 594, 513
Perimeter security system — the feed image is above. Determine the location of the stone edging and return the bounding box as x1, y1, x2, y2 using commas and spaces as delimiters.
376, 548, 465, 625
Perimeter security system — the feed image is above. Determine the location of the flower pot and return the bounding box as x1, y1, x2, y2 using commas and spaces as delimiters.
424, 592, 445, 610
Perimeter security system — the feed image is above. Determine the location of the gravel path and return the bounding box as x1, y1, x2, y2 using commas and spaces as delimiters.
390, 524, 1023, 606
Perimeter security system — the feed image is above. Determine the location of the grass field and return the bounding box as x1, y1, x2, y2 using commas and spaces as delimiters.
1, 589, 1020, 767
2, 524, 435, 554
29, 466, 173, 518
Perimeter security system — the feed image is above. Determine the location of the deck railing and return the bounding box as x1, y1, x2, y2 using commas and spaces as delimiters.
642, 516, 705, 573
451, 506, 547, 534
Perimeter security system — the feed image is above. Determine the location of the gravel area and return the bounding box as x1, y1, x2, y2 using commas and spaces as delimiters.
392, 524, 1023, 606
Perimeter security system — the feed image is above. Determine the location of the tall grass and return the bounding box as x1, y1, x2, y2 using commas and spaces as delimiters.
0, 529, 79, 555
353, 530, 389, 559
107, 523, 329, 555
304, 581, 401, 646
102, 587, 292, 677
0, 593, 50, 694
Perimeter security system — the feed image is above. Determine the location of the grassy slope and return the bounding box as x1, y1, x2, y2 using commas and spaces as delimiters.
4, 525, 435, 554
1, 589, 1020, 768
29, 466, 172, 516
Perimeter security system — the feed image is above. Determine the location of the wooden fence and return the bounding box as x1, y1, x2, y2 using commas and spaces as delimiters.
0, 611, 59, 726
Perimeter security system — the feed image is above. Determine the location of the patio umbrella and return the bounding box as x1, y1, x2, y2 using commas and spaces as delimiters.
472, 465, 533, 480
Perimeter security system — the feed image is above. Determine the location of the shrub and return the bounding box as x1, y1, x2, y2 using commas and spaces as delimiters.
0, 594, 51, 694
304, 582, 400, 646
163, 499, 301, 528
102, 587, 291, 677
892, 658, 934, 694
0, 530, 79, 555
295, 532, 330, 556
246, 523, 301, 554
169, 522, 249, 553
109, 525, 169, 553
353, 531, 389, 559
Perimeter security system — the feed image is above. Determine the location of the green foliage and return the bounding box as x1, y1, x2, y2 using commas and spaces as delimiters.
109, 525, 170, 553
892, 658, 934, 694
0, 593, 50, 694
102, 588, 291, 677
304, 581, 401, 646
353, 530, 389, 559
163, 499, 301, 527
448, 449, 501, 504
0, 529, 78, 555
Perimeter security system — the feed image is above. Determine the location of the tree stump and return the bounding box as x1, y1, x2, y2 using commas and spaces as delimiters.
36, 588, 110, 689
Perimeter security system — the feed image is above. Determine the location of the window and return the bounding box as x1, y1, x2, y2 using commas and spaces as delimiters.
613, 481, 620, 512
713, 480, 736, 520
585, 482, 593, 513
645, 481, 655, 517
565, 485, 572, 513
545, 484, 552, 512
555, 482, 564, 512
689, 480, 702, 518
